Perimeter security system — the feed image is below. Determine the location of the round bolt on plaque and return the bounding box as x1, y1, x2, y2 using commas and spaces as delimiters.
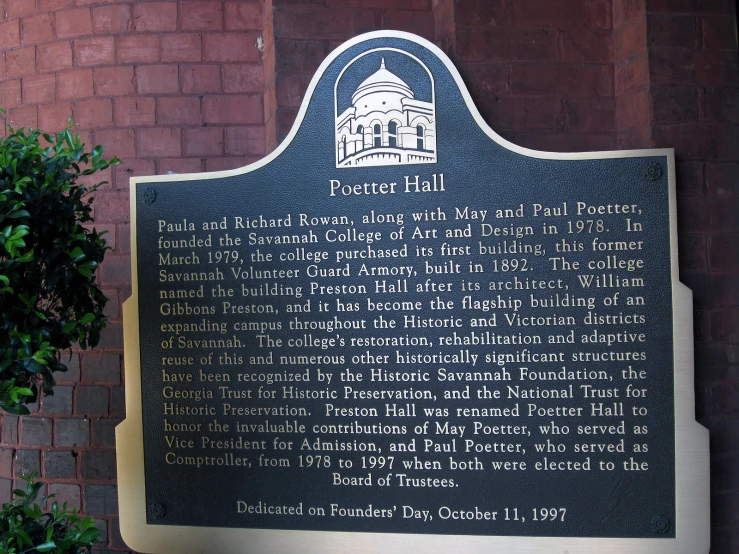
147, 502, 166, 520
142, 188, 157, 204
644, 162, 663, 181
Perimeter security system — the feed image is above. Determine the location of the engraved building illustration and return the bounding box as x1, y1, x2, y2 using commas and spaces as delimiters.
336, 55, 436, 167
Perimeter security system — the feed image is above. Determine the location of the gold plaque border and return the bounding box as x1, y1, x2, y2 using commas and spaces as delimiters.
117, 30, 710, 554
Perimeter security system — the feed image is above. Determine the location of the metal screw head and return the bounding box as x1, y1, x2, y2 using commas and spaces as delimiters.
147, 502, 166, 520
142, 188, 157, 204
651, 514, 671, 534
644, 162, 663, 181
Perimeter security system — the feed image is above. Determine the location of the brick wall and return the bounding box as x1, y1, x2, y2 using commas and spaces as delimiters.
0, 0, 737, 552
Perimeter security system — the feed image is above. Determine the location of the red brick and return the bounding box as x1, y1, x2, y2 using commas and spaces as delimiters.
73, 98, 112, 128
92, 4, 131, 34
514, 131, 616, 152
203, 95, 263, 124
614, 16, 648, 60
615, 89, 650, 129
651, 86, 700, 123
114, 97, 155, 126
383, 10, 434, 39
181, 64, 221, 93
100, 255, 130, 287
94, 66, 135, 96
511, 63, 613, 97
477, 97, 564, 131
6, 0, 35, 18
38, 41, 73, 72
22, 74, 56, 104
137, 128, 181, 157
39, 0, 72, 10
327, 0, 429, 7
225, 125, 265, 156
706, 88, 739, 124
454, 0, 510, 25
95, 128, 135, 160
646, 0, 729, 14
458, 63, 509, 96
223, 64, 264, 93
275, 73, 311, 109
181, 1, 223, 30
158, 96, 201, 125
206, 156, 254, 172
566, 98, 616, 132
182, 126, 222, 156
8, 105, 38, 130
204, 33, 261, 62
709, 234, 739, 271
649, 49, 738, 86
75, 36, 115, 66
225, 2, 262, 30
133, 2, 177, 32
113, 160, 155, 190
706, 162, 739, 197
0, 20, 20, 49
613, 0, 646, 28
275, 40, 325, 73
273, 6, 376, 40
716, 123, 739, 160
652, 124, 717, 159
456, 28, 558, 62
161, 33, 202, 62
117, 34, 159, 63
647, 14, 699, 48
512, 0, 611, 28
703, 16, 738, 50
57, 69, 94, 100
38, 102, 72, 132
0, 80, 22, 109
158, 158, 203, 174
711, 310, 739, 344
7, 47, 36, 78
21, 14, 54, 44
56, 8, 93, 38
615, 55, 650, 94
562, 29, 613, 63
93, 191, 129, 223
135, 64, 179, 94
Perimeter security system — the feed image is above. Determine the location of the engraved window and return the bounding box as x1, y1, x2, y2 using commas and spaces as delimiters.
388, 121, 398, 147
416, 125, 424, 150
374, 124, 382, 147
339, 135, 346, 160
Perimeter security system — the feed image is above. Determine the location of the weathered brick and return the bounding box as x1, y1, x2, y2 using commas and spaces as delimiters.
82, 451, 117, 480
7, 105, 38, 130
22, 13, 54, 43
511, 63, 613, 97
57, 69, 94, 100
2, 415, 19, 445
41, 386, 74, 415
22, 74, 56, 105
15, 450, 40, 477
275, 73, 311, 109
206, 156, 255, 172
183, 126, 223, 156
94, 66, 135, 97
614, 15, 648, 61
113, 160, 155, 190
703, 16, 738, 50
7, 47, 36, 78
73, 98, 113, 128
0, 478, 12, 504
0, 80, 22, 109
137, 127, 182, 157
222, 63, 264, 93
111, 386, 126, 417
705, 88, 739, 124
158, 157, 203, 174
38, 41, 73, 72
649, 49, 738, 86
85, 484, 118, 514
561, 28, 614, 63
39, 0, 72, 10
203, 95, 263, 124
55, 8, 93, 39
161, 33, 202, 62
677, 234, 706, 271
6, 0, 35, 18
181, 64, 221, 93
181, 1, 223, 30
114, 97, 155, 126
456, 28, 558, 63
48, 483, 81, 512
92, 4, 131, 34
512, 0, 611, 28
275, 40, 325, 73
652, 124, 717, 159
133, 2, 177, 32
75, 36, 115, 66
58, 353, 81, 383
0, 20, 20, 50
225, 126, 266, 156
706, 162, 739, 197
92, 419, 121, 448
383, 10, 434, 39
158, 96, 201, 125
0, 448, 13, 477
709, 234, 739, 271
100, 255, 131, 287
117, 34, 159, 63
45, 450, 77, 479
135, 65, 179, 94
102, 288, 120, 317
55, 418, 90, 447
94, 519, 109, 545
95, 192, 130, 223
20, 418, 52, 446
76, 386, 110, 417
225, 2, 262, 30
274, 6, 376, 40
204, 33, 261, 62
647, 13, 699, 48
94, 128, 136, 159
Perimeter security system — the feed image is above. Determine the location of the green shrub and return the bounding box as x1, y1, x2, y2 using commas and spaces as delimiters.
0, 114, 120, 414
0, 473, 101, 554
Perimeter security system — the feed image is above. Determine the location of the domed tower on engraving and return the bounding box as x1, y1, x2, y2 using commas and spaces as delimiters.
336, 56, 436, 167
